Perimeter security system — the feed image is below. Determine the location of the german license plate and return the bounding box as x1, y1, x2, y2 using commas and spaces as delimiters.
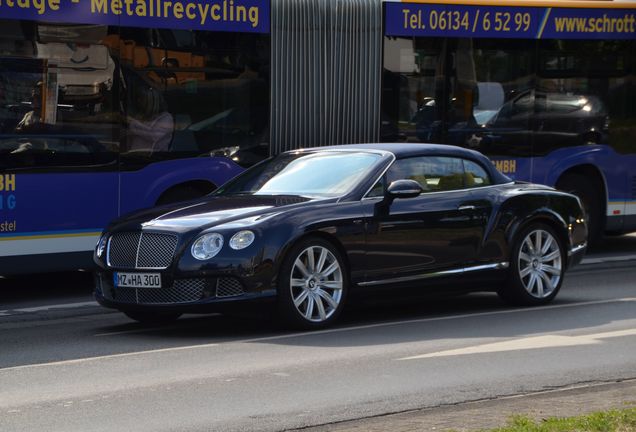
114, 272, 161, 289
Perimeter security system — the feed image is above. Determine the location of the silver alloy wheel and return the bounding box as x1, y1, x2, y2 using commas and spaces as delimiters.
290, 245, 343, 322
518, 229, 562, 299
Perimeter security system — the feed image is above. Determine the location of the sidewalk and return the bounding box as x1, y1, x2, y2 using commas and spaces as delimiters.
297, 379, 636, 432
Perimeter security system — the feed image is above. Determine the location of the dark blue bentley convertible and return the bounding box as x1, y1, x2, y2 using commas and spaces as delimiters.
94, 144, 587, 328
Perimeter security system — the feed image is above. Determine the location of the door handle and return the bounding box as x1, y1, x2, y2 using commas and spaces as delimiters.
458, 205, 476, 211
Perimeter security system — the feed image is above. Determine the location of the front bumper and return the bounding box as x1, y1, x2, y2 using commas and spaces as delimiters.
94, 272, 276, 313
567, 242, 587, 268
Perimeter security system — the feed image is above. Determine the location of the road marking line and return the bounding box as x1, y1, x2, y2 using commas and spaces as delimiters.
229, 297, 636, 344
92, 298, 636, 341
398, 328, 636, 360
581, 254, 636, 265
0, 301, 98, 316
0, 343, 219, 373
3, 298, 634, 372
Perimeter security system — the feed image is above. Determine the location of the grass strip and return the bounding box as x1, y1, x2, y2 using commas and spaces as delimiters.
486, 407, 636, 432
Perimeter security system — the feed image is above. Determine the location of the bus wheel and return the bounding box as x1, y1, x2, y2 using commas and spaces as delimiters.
557, 173, 603, 245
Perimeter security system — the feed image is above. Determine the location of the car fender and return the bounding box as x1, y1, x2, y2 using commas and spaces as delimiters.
266, 202, 366, 286
498, 194, 571, 258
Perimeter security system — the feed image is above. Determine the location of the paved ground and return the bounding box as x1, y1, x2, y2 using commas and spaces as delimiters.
298, 379, 636, 431
2, 235, 636, 431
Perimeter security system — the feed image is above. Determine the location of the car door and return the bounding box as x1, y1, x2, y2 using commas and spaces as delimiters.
362, 156, 487, 285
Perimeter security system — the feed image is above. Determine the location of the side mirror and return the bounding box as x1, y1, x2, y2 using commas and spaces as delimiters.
386, 179, 423, 199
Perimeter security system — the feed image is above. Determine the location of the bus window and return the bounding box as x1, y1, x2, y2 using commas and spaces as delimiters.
0, 18, 270, 276
381, 2, 636, 243
0, 25, 119, 169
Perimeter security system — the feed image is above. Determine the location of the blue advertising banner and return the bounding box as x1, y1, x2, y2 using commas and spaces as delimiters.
385, 2, 636, 39
0, 0, 269, 33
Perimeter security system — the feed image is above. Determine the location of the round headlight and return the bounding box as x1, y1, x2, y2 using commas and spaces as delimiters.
191, 233, 224, 260
229, 230, 255, 250
96, 234, 108, 258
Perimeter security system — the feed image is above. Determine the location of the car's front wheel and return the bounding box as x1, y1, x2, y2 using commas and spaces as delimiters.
278, 238, 348, 329
499, 224, 565, 306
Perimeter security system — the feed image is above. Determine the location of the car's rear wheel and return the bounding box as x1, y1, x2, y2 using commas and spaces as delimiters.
278, 238, 348, 329
499, 224, 565, 306
124, 311, 182, 325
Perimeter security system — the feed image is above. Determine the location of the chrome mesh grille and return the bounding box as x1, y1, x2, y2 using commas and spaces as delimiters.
107, 232, 178, 269
216, 277, 245, 298
112, 279, 207, 304
137, 233, 178, 268
108, 232, 140, 268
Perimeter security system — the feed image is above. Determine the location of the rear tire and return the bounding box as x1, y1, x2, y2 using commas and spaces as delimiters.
556, 173, 603, 245
124, 311, 182, 325
277, 237, 348, 330
498, 223, 565, 306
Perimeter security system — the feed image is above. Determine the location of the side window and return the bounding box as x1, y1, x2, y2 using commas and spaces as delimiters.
366, 157, 427, 197
117, 27, 270, 166
386, 157, 430, 191
463, 159, 492, 187
381, 156, 466, 193
367, 179, 384, 198
430, 157, 465, 191
366, 156, 488, 196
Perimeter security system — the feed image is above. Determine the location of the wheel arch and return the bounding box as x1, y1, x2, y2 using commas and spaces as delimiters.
155, 180, 217, 205
555, 164, 607, 220
273, 230, 352, 289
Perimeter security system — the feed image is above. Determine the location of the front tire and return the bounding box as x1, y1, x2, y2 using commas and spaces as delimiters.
277, 238, 348, 329
499, 224, 565, 306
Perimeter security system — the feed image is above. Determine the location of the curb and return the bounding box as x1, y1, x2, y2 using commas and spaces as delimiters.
296, 379, 636, 432
580, 254, 636, 265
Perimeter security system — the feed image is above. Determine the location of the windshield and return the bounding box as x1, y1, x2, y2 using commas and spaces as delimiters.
216, 151, 382, 197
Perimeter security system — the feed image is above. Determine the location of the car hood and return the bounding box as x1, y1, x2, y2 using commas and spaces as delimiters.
109, 195, 317, 234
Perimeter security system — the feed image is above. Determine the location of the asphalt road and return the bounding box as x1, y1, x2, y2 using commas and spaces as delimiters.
1, 251, 636, 431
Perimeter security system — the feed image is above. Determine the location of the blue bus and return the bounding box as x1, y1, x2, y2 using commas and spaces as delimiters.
2, 0, 636, 275
381, 0, 636, 244
0, 6, 270, 275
